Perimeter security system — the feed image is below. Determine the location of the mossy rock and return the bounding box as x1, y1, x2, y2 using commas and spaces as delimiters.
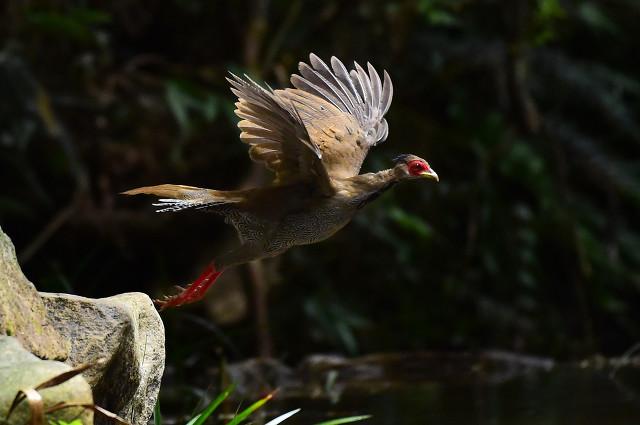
0, 226, 69, 360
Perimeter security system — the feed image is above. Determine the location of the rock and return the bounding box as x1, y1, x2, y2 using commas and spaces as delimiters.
41, 292, 165, 425
0, 226, 69, 360
0, 336, 93, 425
0, 226, 165, 425
227, 358, 298, 397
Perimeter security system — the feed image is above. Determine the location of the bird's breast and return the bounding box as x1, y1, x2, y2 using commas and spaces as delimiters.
266, 198, 357, 251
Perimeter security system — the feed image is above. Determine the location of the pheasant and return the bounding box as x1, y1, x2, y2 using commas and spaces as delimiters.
123, 53, 438, 310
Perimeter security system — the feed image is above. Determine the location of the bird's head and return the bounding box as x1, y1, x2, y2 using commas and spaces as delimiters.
392, 154, 439, 182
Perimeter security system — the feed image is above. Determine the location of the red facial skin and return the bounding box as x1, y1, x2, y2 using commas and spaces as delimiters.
407, 160, 430, 176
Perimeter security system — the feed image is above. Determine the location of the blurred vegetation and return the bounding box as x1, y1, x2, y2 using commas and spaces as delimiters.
1, 0, 639, 377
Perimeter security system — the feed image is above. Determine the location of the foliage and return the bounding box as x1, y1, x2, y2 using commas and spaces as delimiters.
153, 385, 369, 425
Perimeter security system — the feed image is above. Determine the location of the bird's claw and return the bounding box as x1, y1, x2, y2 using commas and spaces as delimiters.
153, 263, 223, 312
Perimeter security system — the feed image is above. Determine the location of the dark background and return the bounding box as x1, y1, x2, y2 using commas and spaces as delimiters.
1, 0, 639, 372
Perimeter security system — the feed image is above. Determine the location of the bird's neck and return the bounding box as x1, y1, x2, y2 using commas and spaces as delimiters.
347, 168, 399, 208
367, 168, 400, 190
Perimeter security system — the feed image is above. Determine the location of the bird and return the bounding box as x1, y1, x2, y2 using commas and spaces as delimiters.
123, 53, 438, 310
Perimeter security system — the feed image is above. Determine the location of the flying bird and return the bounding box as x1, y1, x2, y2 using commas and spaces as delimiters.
123, 53, 438, 310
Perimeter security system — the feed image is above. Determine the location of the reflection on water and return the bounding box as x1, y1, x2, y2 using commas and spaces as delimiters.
228, 352, 640, 425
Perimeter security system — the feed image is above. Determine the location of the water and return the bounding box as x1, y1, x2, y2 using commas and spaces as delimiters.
227, 352, 640, 425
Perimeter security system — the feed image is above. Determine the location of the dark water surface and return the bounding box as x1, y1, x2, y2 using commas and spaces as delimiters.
227, 352, 640, 425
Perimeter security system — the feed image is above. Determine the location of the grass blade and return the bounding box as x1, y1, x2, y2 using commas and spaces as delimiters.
154, 400, 162, 425
33, 362, 95, 391
264, 408, 301, 425
187, 384, 235, 425
44, 402, 130, 425
225, 391, 275, 425
6, 361, 99, 420
314, 415, 372, 425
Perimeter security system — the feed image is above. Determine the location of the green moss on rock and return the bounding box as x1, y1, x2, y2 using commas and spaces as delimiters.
0, 226, 69, 360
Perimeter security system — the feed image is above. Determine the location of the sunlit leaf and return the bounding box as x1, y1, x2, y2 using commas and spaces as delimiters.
314, 415, 372, 425
264, 408, 301, 425
187, 384, 235, 425
225, 391, 274, 425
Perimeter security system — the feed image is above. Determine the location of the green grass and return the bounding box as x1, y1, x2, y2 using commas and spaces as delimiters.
154, 385, 371, 425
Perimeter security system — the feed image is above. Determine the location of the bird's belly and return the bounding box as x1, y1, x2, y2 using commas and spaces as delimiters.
267, 205, 354, 253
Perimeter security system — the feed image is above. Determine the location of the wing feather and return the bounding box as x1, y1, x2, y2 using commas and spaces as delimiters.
308, 54, 359, 116
227, 73, 333, 195
228, 54, 393, 184
367, 62, 382, 113
381, 70, 393, 115
290, 54, 394, 177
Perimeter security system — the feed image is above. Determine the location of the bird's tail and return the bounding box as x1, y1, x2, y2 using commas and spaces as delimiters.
121, 184, 244, 212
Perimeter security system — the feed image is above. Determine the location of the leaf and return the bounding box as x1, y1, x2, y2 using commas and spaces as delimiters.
6, 360, 127, 425
165, 80, 220, 139
154, 400, 162, 425
264, 409, 301, 425
417, 0, 459, 27
166, 81, 192, 135
49, 420, 83, 425
187, 384, 234, 425
314, 415, 372, 425
11, 388, 43, 425
537, 0, 565, 20
26, 7, 111, 43
225, 391, 274, 425
47, 403, 129, 425
34, 362, 96, 391
7, 362, 96, 420
201, 95, 219, 122
578, 2, 619, 35
426, 10, 458, 26
388, 207, 432, 239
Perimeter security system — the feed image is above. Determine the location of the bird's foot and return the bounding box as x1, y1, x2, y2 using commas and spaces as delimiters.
154, 263, 223, 311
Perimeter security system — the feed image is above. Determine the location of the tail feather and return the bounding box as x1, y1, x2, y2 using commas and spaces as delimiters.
121, 184, 243, 212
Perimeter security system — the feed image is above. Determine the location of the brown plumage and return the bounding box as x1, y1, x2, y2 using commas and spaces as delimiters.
123, 54, 438, 310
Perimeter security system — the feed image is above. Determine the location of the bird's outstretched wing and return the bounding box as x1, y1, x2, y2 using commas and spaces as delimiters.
286, 53, 393, 179
227, 73, 334, 195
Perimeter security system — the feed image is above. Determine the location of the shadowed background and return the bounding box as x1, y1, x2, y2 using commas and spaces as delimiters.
1, 0, 639, 390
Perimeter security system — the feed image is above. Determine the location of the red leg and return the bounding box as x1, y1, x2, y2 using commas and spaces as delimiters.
155, 263, 224, 311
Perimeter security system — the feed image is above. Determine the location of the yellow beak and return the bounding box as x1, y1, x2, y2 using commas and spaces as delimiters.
420, 169, 439, 182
